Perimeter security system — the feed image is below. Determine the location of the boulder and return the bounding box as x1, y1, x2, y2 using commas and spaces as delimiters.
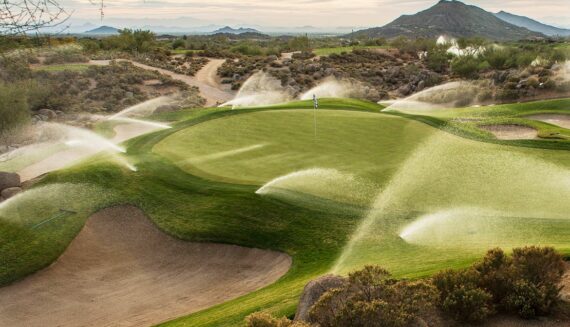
398, 84, 412, 96
416, 80, 426, 92
0, 172, 20, 190
1, 187, 22, 199
294, 274, 345, 322
38, 109, 57, 119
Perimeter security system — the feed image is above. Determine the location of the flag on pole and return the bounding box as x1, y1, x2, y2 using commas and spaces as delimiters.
313, 94, 318, 109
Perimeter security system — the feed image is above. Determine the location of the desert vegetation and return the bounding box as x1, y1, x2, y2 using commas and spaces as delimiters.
246, 246, 568, 327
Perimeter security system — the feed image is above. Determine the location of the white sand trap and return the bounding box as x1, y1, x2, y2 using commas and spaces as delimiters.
480, 125, 539, 140
527, 114, 570, 130
0, 205, 291, 327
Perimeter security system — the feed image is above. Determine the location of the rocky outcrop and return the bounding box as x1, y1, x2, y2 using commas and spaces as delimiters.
0, 172, 20, 191
294, 274, 346, 322
0, 172, 22, 202
1, 187, 21, 199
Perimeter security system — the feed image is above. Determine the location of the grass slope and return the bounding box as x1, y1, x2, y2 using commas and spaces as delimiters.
1, 98, 570, 327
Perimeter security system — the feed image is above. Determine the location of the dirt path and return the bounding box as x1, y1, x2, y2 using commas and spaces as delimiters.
0, 205, 291, 327
90, 59, 235, 107
480, 124, 539, 140
194, 59, 227, 89
527, 114, 570, 129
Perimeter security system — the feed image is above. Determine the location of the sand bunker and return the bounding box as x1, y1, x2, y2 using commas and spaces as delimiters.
0, 205, 291, 327
480, 125, 538, 140
526, 114, 570, 130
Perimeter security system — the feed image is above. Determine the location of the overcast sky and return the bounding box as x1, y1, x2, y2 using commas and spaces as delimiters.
59, 0, 570, 29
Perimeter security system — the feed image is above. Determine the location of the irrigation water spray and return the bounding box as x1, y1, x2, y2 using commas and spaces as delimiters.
256, 168, 378, 207
381, 80, 492, 113
300, 78, 359, 100
109, 96, 175, 119
332, 132, 570, 274
220, 72, 293, 108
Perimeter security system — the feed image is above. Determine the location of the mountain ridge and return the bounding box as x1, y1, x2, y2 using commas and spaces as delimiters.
494, 11, 570, 37
347, 0, 544, 41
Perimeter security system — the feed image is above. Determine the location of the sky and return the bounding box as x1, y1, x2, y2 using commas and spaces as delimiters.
57, 0, 570, 31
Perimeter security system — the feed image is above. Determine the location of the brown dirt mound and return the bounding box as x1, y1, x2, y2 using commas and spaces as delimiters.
0, 205, 291, 327
480, 124, 539, 140
527, 114, 570, 130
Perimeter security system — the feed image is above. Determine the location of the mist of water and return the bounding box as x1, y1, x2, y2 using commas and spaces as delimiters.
0, 183, 108, 225
109, 117, 171, 130
332, 132, 570, 273
189, 144, 267, 164
109, 96, 174, 119
220, 72, 293, 108
256, 168, 377, 207
381, 81, 492, 113
300, 78, 360, 100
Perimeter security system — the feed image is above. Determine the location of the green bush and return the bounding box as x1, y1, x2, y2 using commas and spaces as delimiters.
433, 268, 495, 322
309, 265, 437, 327
426, 47, 449, 73
435, 247, 565, 321
0, 82, 29, 138
245, 312, 310, 327
451, 55, 480, 78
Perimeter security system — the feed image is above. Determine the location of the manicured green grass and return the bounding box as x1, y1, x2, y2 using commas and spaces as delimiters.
313, 45, 390, 56
391, 98, 570, 148
33, 64, 91, 72
2, 98, 570, 327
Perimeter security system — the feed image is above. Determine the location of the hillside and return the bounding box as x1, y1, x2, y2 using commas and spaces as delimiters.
495, 11, 570, 37
348, 0, 544, 41
84, 26, 120, 35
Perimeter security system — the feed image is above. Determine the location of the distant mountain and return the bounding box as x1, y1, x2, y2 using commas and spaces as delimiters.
348, 0, 544, 41
212, 26, 260, 34
212, 32, 271, 39
495, 11, 570, 37
84, 26, 120, 35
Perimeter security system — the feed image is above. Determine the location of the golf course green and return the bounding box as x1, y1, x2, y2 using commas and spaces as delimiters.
1, 98, 570, 326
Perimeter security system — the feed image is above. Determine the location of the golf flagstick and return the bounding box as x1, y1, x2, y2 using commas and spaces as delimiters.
313, 94, 318, 138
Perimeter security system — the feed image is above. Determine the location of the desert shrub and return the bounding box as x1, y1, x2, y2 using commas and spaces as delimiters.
483, 47, 512, 70
426, 46, 449, 72
44, 45, 89, 64
101, 29, 156, 53
309, 265, 437, 327
451, 55, 480, 78
231, 43, 263, 56
0, 55, 32, 82
432, 269, 494, 322
288, 36, 311, 52
472, 248, 514, 304
245, 312, 310, 327
435, 247, 565, 321
504, 246, 565, 318
0, 82, 29, 133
